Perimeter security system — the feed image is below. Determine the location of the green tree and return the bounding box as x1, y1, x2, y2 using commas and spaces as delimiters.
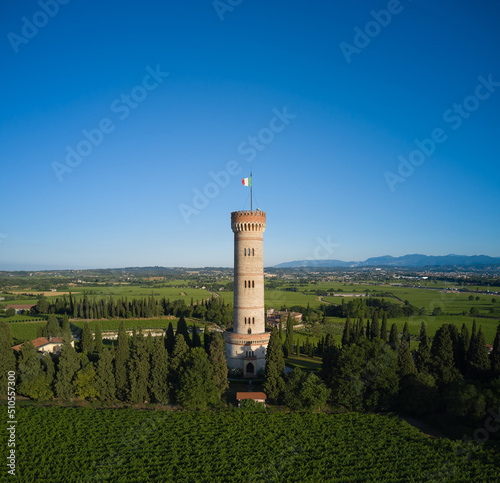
73, 359, 98, 400
46, 314, 60, 337
5, 307, 15, 317
54, 341, 81, 399
208, 332, 229, 397
263, 328, 285, 402
284, 313, 294, 357
17, 342, 53, 400
96, 349, 116, 401
115, 321, 130, 400
490, 323, 500, 377
128, 330, 151, 403
466, 326, 491, 379
389, 323, 399, 351
341, 317, 352, 347
398, 339, 416, 377
149, 337, 169, 404
61, 314, 71, 338
284, 368, 330, 411
430, 324, 461, 386
170, 334, 190, 400
165, 322, 175, 354
177, 347, 219, 409
176, 315, 191, 347
415, 322, 431, 373
456, 323, 469, 374
203, 323, 211, 352
402, 322, 410, 347
370, 312, 379, 340
191, 325, 202, 348
380, 312, 388, 342
94, 322, 103, 353
80, 321, 94, 353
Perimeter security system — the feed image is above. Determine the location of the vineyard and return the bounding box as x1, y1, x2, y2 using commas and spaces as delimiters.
2, 406, 499, 482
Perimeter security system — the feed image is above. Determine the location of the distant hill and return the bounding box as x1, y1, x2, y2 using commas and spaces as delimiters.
274, 254, 500, 268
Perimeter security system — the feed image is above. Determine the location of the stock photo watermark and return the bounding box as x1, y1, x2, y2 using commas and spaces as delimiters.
6, 370, 16, 477
213, 0, 243, 22
51, 64, 169, 182
339, 0, 411, 64
7, 0, 71, 54
385, 74, 499, 192
178, 106, 296, 224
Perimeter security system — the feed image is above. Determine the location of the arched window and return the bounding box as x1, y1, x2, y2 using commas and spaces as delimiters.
252, 280, 255, 288
244, 317, 247, 324
248, 328, 251, 334
244, 280, 247, 288
244, 248, 246, 256
252, 248, 255, 256
252, 317, 255, 324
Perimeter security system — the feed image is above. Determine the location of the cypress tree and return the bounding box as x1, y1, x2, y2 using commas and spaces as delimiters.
62, 314, 71, 337
191, 325, 202, 348
342, 317, 352, 347
177, 348, 219, 409
96, 349, 116, 401
80, 321, 94, 353
263, 328, 285, 402
430, 324, 460, 386
43, 353, 55, 389
466, 326, 491, 379
149, 337, 169, 404
415, 322, 431, 373
402, 322, 410, 347
380, 312, 388, 342
165, 322, 175, 354
208, 332, 229, 397
389, 324, 400, 351
128, 330, 151, 403
491, 323, 500, 377
114, 321, 130, 400
73, 358, 98, 400
17, 342, 53, 400
170, 334, 190, 400
398, 339, 416, 377
371, 312, 380, 340
203, 323, 211, 353
456, 323, 469, 374
176, 315, 191, 347
94, 322, 103, 353
54, 341, 81, 399
284, 313, 294, 357
46, 315, 60, 337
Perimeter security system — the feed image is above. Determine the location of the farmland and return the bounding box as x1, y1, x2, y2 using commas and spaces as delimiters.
3, 406, 499, 482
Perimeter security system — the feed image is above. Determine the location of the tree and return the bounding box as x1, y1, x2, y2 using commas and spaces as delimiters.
263, 328, 285, 402
46, 314, 60, 337
128, 330, 151, 403
466, 326, 490, 379
398, 339, 416, 377
170, 334, 190, 400
54, 341, 81, 399
342, 317, 352, 347
284, 368, 330, 410
284, 313, 294, 357
177, 347, 219, 409
176, 315, 191, 347
203, 323, 211, 353
94, 322, 103, 353
96, 349, 116, 401
430, 325, 461, 386
149, 337, 169, 404
490, 323, 500, 377
80, 321, 94, 353
73, 359, 98, 400
402, 322, 410, 347
191, 325, 202, 348
61, 314, 71, 338
380, 312, 388, 342
115, 321, 130, 400
370, 312, 379, 340
0, 321, 15, 392
415, 322, 431, 373
5, 307, 15, 317
165, 322, 175, 354
389, 324, 399, 351
208, 332, 229, 397
456, 323, 469, 374
17, 342, 53, 400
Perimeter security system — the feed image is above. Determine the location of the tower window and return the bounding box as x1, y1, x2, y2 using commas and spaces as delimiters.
252, 248, 255, 256
248, 328, 251, 334
244, 280, 247, 288
244, 248, 246, 256
244, 317, 247, 324
252, 317, 255, 324
252, 280, 255, 288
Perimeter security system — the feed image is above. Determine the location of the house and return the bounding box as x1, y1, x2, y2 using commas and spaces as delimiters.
12, 337, 74, 355
5, 304, 36, 314
236, 392, 267, 406
266, 308, 303, 327
486, 344, 493, 354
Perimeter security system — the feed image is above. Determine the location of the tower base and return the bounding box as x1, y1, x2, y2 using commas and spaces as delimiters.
224, 329, 271, 377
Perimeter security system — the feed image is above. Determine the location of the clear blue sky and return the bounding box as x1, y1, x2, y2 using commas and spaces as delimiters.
1, 0, 499, 270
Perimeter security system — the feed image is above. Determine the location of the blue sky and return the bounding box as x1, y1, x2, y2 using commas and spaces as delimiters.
1, 0, 499, 270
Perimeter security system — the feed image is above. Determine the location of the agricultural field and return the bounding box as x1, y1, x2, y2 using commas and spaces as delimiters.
2, 406, 499, 482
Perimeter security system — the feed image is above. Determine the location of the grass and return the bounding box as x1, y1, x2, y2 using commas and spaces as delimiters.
285, 355, 322, 371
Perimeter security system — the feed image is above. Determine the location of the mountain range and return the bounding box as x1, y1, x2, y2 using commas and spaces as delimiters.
274, 254, 500, 268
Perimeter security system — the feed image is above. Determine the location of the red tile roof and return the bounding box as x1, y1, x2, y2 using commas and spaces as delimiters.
12, 337, 65, 352
5, 304, 36, 310
236, 392, 267, 400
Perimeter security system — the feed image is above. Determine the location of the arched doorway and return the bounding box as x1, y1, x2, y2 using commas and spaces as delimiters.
246, 362, 254, 375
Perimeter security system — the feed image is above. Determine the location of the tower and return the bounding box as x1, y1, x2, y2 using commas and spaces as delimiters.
224, 209, 271, 376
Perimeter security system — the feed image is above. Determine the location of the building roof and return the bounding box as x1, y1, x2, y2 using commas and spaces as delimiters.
12, 337, 66, 352
5, 304, 36, 310
236, 392, 267, 401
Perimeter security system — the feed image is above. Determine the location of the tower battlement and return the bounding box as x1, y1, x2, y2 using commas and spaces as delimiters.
231, 210, 266, 233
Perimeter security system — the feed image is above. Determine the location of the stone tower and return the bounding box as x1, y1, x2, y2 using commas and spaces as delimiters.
224, 209, 271, 376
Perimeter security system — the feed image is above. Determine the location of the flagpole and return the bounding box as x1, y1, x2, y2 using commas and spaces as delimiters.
250, 171, 253, 211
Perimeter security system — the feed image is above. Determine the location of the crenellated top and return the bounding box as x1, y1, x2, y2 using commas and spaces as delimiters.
231, 210, 266, 233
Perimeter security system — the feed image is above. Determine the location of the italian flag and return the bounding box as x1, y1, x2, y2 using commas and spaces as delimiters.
242, 177, 252, 186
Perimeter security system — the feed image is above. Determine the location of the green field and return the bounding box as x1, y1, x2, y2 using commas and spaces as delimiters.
2, 406, 499, 482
